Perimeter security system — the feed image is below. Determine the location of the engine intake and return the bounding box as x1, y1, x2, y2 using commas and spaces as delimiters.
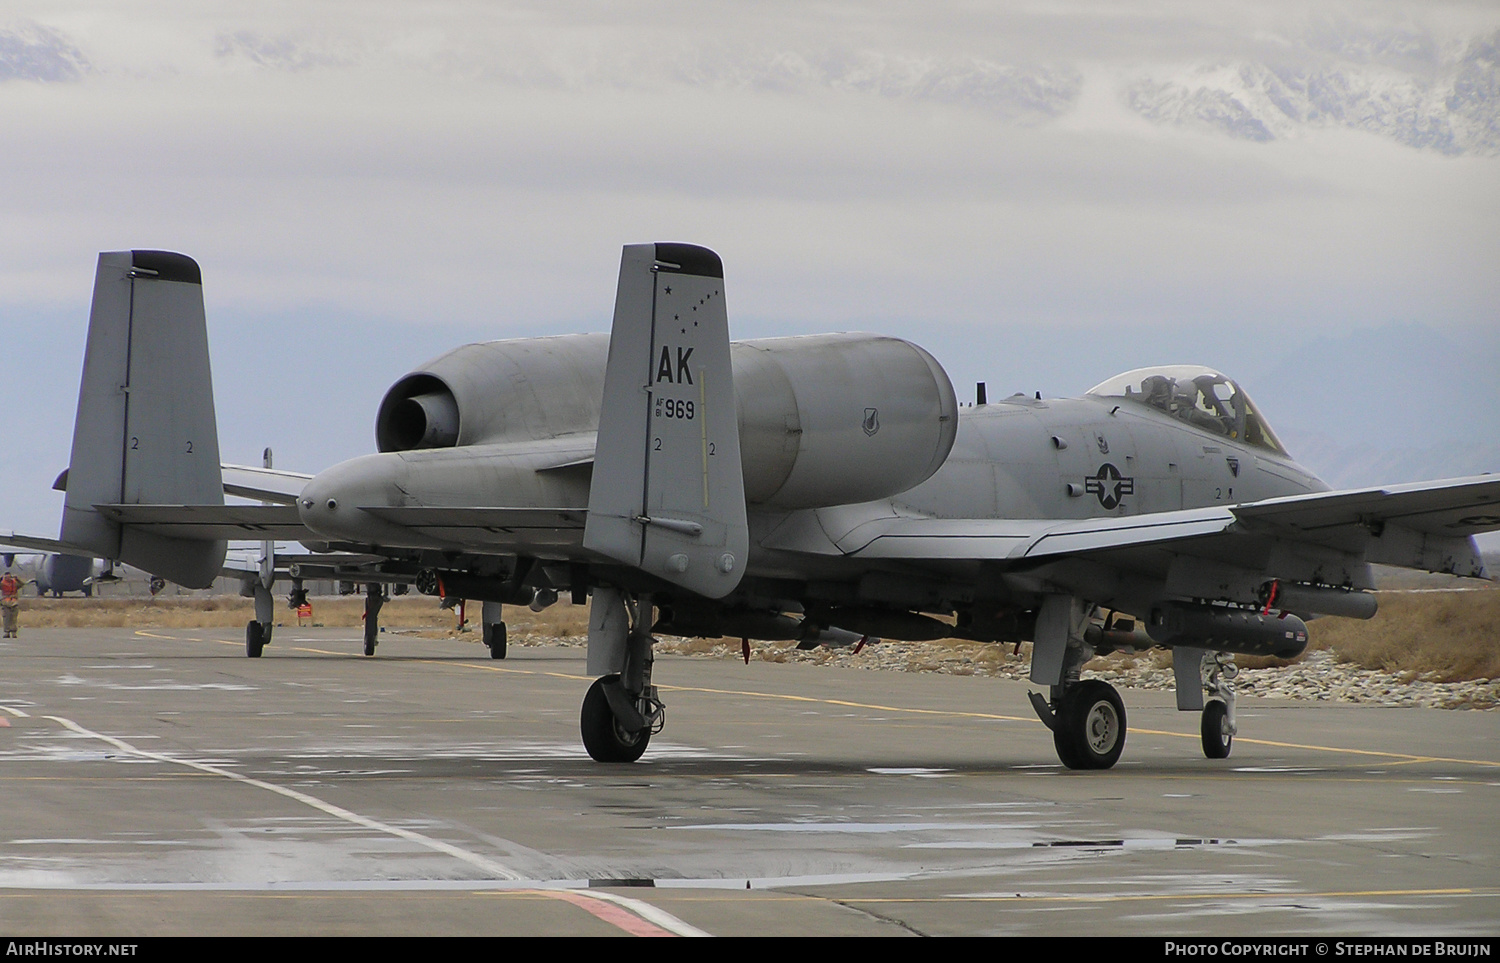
380, 379, 460, 451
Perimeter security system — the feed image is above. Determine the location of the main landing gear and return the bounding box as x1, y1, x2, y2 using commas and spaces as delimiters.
363, 583, 385, 656
245, 581, 274, 658
581, 675, 654, 762
482, 601, 506, 660
580, 589, 664, 762
245, 619, 271, 658
1026, 596, 1128, 770
1037, 678, 1127, 770
1056, 680, 1127, 770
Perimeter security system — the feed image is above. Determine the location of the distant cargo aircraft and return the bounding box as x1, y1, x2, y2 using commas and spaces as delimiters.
4, 247, 1496, 768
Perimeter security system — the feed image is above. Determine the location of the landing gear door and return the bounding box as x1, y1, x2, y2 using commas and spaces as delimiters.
584, 243, 749, 599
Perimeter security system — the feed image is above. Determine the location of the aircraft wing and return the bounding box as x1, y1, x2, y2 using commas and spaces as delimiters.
221, 464, 313, 505
825, 508, 1237, 561
1229, 475, 1500, 541
802, 474, 1500, 579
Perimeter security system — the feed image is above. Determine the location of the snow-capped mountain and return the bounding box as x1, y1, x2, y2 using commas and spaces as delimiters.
1125, 31, 1500, 156
0, 23, 87, 82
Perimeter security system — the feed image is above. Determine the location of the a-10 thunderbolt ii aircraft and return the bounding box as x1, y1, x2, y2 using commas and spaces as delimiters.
0, 552, 110, 596
7, 244, 1499, 769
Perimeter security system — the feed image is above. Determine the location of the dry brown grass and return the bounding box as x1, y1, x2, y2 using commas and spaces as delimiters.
11, 595, 591, 635
1308, 589, 1500, 683
11, 587, 1499, 683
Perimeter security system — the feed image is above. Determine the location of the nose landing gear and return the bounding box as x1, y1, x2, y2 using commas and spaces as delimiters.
1200, 652, 1238, 759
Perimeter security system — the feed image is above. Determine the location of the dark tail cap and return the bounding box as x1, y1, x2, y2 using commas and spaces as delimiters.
654, 243, 723, 278
131, 250, 202, 285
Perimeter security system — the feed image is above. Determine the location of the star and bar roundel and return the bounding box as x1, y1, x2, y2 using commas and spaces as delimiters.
1084, 463, 1135, 510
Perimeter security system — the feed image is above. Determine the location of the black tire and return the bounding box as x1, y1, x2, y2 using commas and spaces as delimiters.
580, 675, 650, 763
245, 621, 265, 658
1055, 680, 1126, 770
364, 618, 378, 657
1201, 700, 1232, 759
1052, 724, 1084, 770
485, 622, 507, 660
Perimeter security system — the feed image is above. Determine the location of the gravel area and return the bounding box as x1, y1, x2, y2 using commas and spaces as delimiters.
515, 632, 1500, 711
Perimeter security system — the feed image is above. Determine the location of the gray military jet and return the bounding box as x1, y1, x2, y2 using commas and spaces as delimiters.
6, 245, 1498, 769
0, 552, 111, 596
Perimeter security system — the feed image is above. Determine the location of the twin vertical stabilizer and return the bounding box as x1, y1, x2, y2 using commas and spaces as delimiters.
60, 251, 226, 588
584, 244, 749, 598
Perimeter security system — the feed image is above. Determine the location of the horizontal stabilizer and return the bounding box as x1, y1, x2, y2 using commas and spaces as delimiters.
357, 506, 587, 530
92, 504, 308, 541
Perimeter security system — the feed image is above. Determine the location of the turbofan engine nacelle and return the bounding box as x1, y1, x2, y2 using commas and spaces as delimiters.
375, 332, 959, 509
376, 334, 610, 453
731, 334, 957, 508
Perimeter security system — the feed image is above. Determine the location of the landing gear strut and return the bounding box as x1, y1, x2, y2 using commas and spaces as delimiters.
580, 590, 664, 762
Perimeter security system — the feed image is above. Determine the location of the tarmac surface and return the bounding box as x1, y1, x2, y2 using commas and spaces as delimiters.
1, 626, 1497, 937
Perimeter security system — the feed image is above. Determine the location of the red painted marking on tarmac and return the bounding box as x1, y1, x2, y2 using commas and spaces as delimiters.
538, 890, 675, 937
0, 716, 9, 727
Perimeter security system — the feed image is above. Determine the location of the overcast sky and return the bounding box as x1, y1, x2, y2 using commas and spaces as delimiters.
3, 1, 1497, 540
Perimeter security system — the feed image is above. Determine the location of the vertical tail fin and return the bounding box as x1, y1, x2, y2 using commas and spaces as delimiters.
60, 251, 226, 588
584, 243, 748, 599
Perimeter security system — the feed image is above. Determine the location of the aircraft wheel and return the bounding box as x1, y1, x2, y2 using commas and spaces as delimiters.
245, 620, 265, 658
1052, 724, 1084, 770
580, 675, 650, 763
1201, 700, 1233, 759
484, 622, 507, 660
363, 619, 378, 657
1055, 680, 1126, 770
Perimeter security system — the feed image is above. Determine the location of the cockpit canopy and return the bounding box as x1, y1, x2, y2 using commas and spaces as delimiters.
1087, 365, 1288, 455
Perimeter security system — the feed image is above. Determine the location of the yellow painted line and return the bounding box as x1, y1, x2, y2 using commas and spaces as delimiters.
126, 631, 1500, 769
656, 682, 1035, 724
